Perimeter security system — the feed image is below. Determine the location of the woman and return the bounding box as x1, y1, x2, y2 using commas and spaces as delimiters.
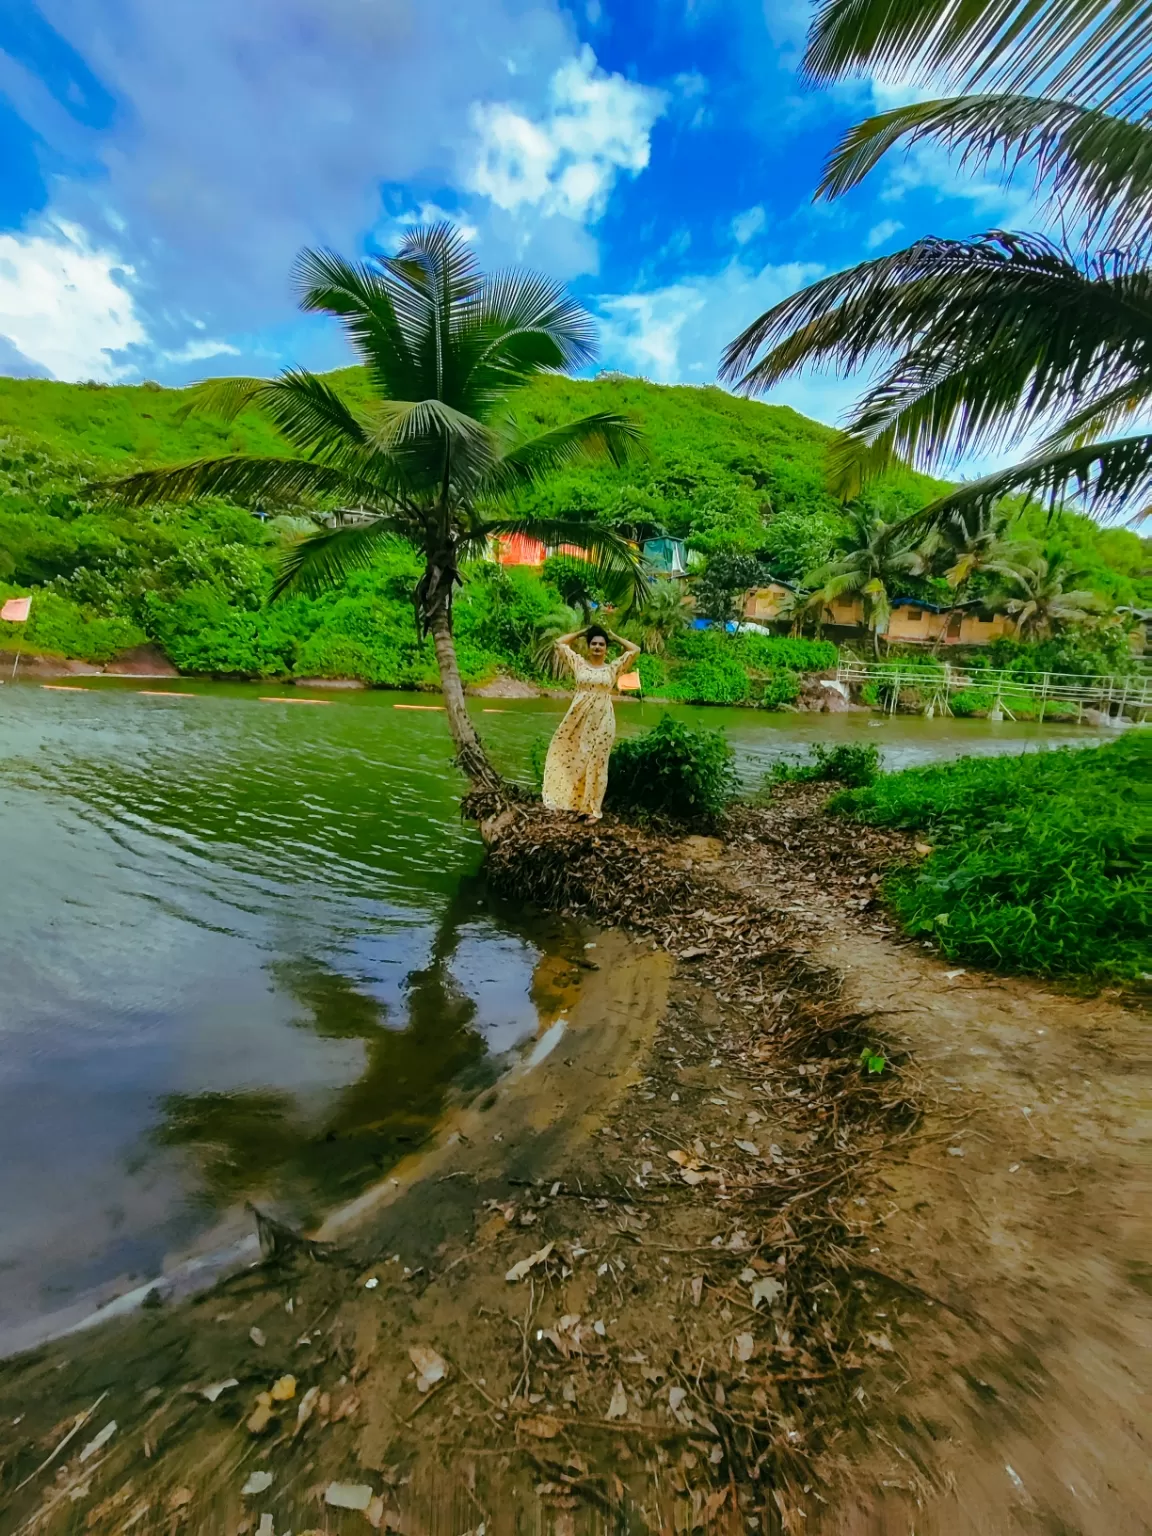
542, 623, 641, 821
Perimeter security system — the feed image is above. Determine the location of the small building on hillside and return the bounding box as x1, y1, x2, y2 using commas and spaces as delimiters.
887, 598, 1016, 644
494, 532, 547, 567
744, 580, 798, 622
641, 535, 689, 577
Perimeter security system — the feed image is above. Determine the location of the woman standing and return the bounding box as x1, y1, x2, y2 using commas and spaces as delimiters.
542, 623, 641, 821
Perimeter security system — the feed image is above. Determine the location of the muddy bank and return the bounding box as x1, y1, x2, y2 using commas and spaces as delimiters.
0, 789, 1146, 1534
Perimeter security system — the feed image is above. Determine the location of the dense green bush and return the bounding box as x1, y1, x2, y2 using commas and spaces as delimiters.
948, 687, 995, 717
833, 738, 1150, 981
736, 634, 837, 671
606, 716, 737, 824
665, 654, 750, 705
0, 586, 145, 662
753, 672, 802, 710
635, 652, 668, 692
770, 741, 882, 788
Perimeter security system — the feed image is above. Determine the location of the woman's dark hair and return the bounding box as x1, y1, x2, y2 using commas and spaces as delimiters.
584, 623, 609, 645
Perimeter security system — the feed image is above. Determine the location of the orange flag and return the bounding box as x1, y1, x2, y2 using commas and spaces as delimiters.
1, 597, 31, 623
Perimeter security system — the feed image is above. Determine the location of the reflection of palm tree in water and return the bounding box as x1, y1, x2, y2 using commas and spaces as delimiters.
154, 883, 505, 1223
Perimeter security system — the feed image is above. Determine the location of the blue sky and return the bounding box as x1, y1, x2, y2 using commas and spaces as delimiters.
0, 0, 1037, 432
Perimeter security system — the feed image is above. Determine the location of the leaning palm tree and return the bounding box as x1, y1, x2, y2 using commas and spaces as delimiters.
994, 550, 1107, 638
803, 507, 930, 656
113, 224, 646, 790
722, 2, 1152, 530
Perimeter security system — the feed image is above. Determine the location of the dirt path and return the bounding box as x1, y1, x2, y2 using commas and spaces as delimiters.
0, 789, 1145, 1534
815, 931, 1151, 1533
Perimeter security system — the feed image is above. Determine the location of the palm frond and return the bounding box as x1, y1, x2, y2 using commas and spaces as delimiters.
174, 376, 268, 425
294, 247, 419, 402
820, 94, 1152, 247
255, 369, 375, 464
803, 0, 1152, 115
464, 270, 600, 404
722, 232, 1152, 396
108, 456, 374, 509
1039, 376, 1152, 449
905, 432, 1152, 527
489, 413, 645, 495
273, 518, 416, 599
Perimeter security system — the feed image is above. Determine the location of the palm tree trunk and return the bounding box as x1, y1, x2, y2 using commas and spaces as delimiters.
427, 607, 503, 791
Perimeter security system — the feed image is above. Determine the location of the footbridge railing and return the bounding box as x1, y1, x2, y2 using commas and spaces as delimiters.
833, 658, 1152, 722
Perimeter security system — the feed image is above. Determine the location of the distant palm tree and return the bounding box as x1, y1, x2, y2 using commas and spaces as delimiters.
113, 224, 646, 791
722, 3, 1152, 531
629, 580, 692, 655
995, 550, 1107, 638
804, 508, 930, 656
936, 506, 1038, 592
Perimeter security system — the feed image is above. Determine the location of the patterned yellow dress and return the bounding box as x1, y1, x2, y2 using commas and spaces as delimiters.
542, 643, 635, 819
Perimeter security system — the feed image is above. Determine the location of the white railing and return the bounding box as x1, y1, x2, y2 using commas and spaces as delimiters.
834, 657, 1152, 721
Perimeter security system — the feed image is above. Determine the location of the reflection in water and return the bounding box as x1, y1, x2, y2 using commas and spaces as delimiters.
152, 880, 579, 1225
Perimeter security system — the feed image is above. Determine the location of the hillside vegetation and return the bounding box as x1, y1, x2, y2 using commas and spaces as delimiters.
0, 371, 1148, 687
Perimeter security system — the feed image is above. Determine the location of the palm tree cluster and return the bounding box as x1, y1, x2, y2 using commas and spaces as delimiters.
791, 502, 1107, 652
723, 0, 1152, 532
114, 224, 649, 789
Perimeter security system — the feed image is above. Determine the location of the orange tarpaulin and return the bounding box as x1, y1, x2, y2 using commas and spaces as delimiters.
1, 597, 31, 623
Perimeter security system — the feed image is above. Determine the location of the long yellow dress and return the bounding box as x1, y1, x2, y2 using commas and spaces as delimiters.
542, 643, 633, 818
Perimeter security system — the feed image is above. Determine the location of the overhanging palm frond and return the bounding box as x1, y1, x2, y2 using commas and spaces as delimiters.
803, 0, 1152, 114
255, 369, 375, 464
905, 432, 1152, 527
174, 376, 268, 425
819, 94, 1152, 247
490, 413, 645, 494
273, 517, 416, 599
109, 455, 377, 509
722, 232, 1152, 396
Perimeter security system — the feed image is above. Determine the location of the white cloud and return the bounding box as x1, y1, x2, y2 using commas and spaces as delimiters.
731, 205, 767, 245
865, 218, 903, 249
9, 0, 587, 376
466, 45, 666, 222
596, 257, 867, 428
162, 338, 241, 363
0, 222, 147, 380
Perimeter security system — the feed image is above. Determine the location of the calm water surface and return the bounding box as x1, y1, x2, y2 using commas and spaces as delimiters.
0, 679, 1096, 1348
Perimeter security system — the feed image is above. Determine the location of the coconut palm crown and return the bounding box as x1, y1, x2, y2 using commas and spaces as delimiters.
113, 224, 648, 789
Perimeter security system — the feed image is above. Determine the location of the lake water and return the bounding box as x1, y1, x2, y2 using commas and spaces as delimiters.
0, 679, 1096, 1351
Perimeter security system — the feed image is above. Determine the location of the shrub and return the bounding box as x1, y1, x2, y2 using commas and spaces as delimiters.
665, 654, 750, 705
606, 716, 737, 825
736, 634, 837, 671
949, 687, 994, 717
635, 652, 668, 693
769, 742, 882, 788
832, 738, 1151, 981
754, 671, 802, 710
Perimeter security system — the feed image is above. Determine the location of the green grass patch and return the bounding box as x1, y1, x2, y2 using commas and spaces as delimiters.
832, 738, 1151, 982
769, 742, 883, 788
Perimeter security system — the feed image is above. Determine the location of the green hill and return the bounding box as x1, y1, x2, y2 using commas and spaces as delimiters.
0, 370, 1148, 686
